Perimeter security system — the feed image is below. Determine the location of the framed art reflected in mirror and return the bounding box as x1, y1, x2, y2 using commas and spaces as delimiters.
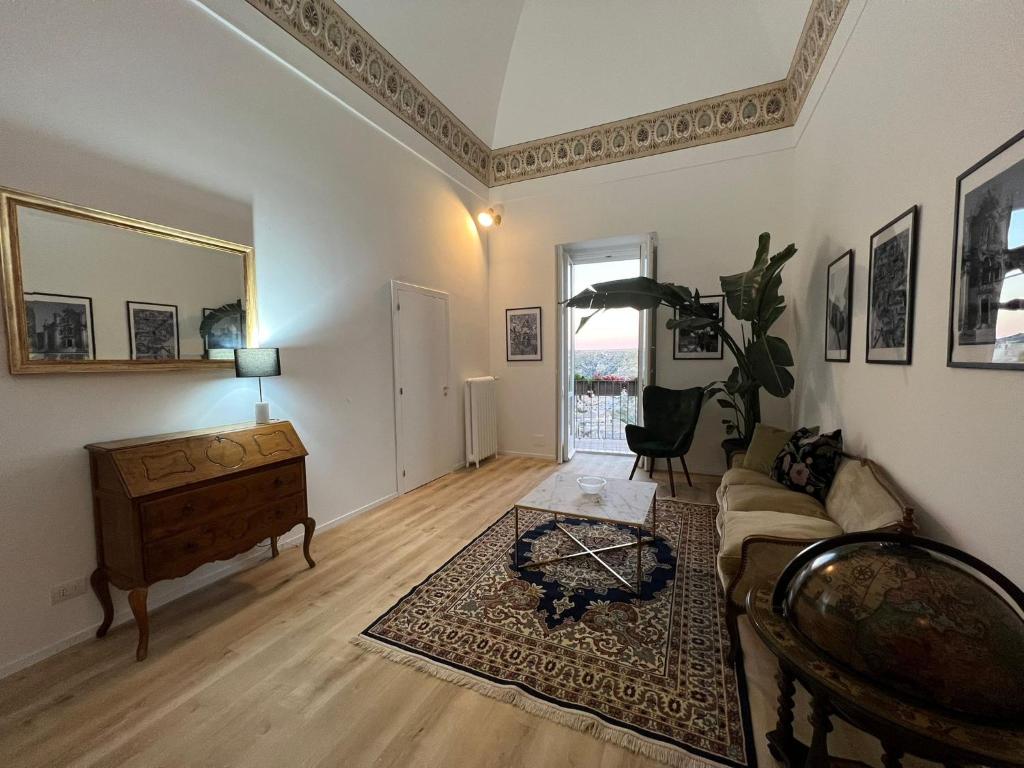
948, 129, 1024, 370
0, 186, 257, 374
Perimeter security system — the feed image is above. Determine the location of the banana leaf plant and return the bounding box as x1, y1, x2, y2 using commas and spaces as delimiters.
566, 232, 796, 445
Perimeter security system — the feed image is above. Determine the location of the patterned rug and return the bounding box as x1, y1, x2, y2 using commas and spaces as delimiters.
355, 499, 755, 768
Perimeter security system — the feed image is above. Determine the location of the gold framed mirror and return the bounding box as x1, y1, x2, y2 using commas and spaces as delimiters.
0, 187, 257, 374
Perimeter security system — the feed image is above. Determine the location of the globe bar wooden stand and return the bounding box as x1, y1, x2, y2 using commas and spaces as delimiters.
746, 586, 1024, 768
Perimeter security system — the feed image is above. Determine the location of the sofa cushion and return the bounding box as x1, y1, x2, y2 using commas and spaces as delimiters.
741, 424, 794, 475
723, 484, 827, 519
825, 457, 907, 532
771, 428, 843, 502
720, 467, 785, 491
717, 510, 844, 585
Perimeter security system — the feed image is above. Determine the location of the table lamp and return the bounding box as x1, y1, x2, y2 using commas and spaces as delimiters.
234, 347, 281, 424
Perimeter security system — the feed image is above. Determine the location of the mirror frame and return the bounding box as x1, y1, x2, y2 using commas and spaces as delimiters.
0, 187, 258, 374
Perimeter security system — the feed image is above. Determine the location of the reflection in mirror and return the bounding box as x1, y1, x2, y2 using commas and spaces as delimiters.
19, 206, 245, 360
1, 188, 256, 373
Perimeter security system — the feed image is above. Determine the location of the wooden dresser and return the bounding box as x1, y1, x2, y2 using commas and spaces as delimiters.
85, 421, 314, 661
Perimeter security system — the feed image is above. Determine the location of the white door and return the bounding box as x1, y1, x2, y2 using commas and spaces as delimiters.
556, 246, 576, 462
637, 233, 658, 418
391, 281, 452, 493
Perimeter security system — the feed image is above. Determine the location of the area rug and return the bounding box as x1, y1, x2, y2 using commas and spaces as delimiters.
355, 499, 756, 768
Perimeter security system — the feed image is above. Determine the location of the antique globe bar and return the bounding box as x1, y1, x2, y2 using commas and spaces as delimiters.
747, 531, 1024, 767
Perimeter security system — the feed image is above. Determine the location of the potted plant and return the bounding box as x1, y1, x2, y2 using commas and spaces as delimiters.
566, 232, 796, 451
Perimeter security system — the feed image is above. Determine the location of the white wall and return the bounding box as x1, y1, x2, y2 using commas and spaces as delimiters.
488, 149, 796, 472
789, 1, 1024, 584
0, 0, 489, 674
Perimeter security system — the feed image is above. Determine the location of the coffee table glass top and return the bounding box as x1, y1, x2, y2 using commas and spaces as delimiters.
515, 473, 657, 526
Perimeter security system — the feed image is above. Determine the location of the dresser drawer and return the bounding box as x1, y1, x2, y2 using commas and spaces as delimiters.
144, 494, 306, 582
140, 462, 304, 541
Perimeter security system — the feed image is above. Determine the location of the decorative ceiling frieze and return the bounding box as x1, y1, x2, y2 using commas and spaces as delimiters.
243, 0, 848, 188
244, 0, 492, 185
489, 81, 791, 186
787, 0, 849, 116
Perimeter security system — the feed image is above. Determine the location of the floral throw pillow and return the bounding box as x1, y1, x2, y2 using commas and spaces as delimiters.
771, 428, 843, 502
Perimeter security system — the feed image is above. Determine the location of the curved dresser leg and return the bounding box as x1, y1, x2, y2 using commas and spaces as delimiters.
270, 536, 279, 558
90, 568, 114, 638
302, 518, 317, 568
128, 588, 149, 661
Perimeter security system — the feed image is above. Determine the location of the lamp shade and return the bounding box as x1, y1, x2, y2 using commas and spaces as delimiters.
234, 347, 281, 378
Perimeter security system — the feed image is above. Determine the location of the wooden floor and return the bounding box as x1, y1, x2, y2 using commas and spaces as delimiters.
0, 454, 898, 767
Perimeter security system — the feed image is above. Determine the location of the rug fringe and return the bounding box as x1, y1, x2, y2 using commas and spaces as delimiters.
351, 635, 731, 768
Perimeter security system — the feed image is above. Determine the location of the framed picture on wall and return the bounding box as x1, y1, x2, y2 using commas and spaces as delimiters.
23, 292, 96, 360
825, 250, 854, 362
673, 294, 724, 360
947, 129, 1024, 370
866, 206, 918, 364
127, 301, 180, 360
506, 306, 542, 361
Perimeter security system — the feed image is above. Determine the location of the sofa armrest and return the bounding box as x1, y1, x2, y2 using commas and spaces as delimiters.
725, 535, 821, 612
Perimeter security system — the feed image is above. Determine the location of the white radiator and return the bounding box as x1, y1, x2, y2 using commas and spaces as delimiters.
465, 376, 498, 468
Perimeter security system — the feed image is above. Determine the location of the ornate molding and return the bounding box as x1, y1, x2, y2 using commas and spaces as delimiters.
489, 82, 791, 186
244, 0, 491, 185
787, 0, 850, 117
243, 0, 848, 187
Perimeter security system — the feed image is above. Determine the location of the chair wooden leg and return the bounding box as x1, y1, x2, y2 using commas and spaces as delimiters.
680, 455, 693, 487
648, 457, 655, 479
666, 457, 676, 497
629, 454, 641, 480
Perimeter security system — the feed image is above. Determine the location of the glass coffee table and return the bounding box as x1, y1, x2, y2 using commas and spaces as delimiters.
511, 473, 658, 594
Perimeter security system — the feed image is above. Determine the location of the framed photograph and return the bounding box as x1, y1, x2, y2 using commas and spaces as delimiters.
948, 129, 1024, 370
674, 294, 725, 360
506, 306, 542, 361
127, 301, 180, 360
825, 250, 854, 362
23, 292, 96, 360
867, 206, 919, 364
202, 305, 244, 361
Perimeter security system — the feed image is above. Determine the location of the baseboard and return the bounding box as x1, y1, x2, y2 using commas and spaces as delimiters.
0, 490, 398, 681
497, 450, 557, 462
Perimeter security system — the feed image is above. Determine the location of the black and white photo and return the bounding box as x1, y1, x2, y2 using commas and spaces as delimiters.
948, 129, 1024, 370
23, 292, 95, 360
202, 303, 245, 360
867, 206, 918, 364
825, 250, 853, 362
506, 306, 542, 361
674, 294, 724, 360
127, 301, 180, 360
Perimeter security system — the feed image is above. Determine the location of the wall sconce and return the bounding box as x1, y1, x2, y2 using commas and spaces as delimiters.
477, 206, 503, 228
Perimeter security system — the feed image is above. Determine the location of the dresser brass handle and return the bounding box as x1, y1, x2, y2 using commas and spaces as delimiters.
273, 478, 285, 488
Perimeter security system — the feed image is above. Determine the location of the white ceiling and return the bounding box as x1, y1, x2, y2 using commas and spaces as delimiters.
341, 0, 811, 149
341, 0, 526, 146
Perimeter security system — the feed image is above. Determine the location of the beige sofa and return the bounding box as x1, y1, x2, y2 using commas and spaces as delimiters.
716, 453, 916, 657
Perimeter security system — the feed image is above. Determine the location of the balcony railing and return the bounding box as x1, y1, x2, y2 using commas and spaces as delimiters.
573, 378, 638, 447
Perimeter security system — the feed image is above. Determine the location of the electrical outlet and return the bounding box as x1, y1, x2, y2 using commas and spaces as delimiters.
50, 577, 88, 606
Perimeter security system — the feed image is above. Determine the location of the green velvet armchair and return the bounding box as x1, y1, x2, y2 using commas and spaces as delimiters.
625, 386, 704, 496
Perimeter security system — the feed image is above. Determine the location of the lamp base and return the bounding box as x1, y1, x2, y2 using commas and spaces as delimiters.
254, 401, 271, 424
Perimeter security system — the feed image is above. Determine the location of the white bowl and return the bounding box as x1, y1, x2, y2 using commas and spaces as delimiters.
577, 476, 607, 495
